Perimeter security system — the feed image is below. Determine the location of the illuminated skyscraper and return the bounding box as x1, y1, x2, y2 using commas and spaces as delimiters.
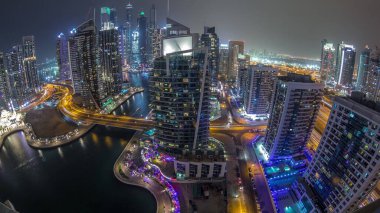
363, 47, 380, 102
109, 8, 117, 26
124, 2, 133, 65
56, 33, 71, 81
228, 41, 244, 84
99, 26, 122, 103
243, 64, 277, 115
6, 45, 27, 108
22, 35, 39, 92
118, 25, 128, 66
137, 11, 148, 67
100, 7, 110, 26
147, 4, 157, 65
237, 54, 250, 97
200, 26, 219, 88
151, 28, 163, 60
100, 7, 117, 30
150, 48, 210, 154
356, 46, 371, 91
218, 44, 229, 79
131, 30, 140, 69
335, 42, 356, 87
0, 52, 10, 109
320, 40, 336, 84
296, 93, 380, 213
264, 74, 323, 160
68, 20, 100, 108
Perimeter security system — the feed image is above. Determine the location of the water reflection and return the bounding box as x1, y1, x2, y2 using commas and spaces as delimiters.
0, 73, 156, 213
114, 73, 150, 118
57, 147, 64, 158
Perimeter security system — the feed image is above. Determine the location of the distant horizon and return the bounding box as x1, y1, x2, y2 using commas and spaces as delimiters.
1, 0, 379, 61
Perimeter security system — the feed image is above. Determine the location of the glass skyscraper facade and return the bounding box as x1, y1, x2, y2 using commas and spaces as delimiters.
68, 20, 100, 108
363, 47, 380, 102
6, 45, 29, 108
131, 30, 140, 69
243, 64, 277, 115
320, 40, 336, 84
237, 54, 250, 97
300, 94, 380, 213
218, 44, 228, 80
56, 33, 71, 81
137, 12, 148, 67
356, 46, 371, 91
227, 41, 244, 84
22, 36, 39, 93
335, 42, 356, 87
200, 26, 219, 89
149, 48, 210, 154
0, 52, 9, 110
124, 2, 133, 66
264, 74, 323, 160
99, 27, 122, 104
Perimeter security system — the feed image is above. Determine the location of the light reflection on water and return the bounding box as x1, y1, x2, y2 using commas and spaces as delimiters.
0, 73, 156, 213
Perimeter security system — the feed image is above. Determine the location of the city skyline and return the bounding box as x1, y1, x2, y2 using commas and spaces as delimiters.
0, 1, 380, 213
1, 0, 380, 60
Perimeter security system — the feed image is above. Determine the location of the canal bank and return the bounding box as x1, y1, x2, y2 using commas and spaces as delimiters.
0, 86, 145, 151
0, 73, 157, 213
0, 125, 157, 213
114, 131, 179, 213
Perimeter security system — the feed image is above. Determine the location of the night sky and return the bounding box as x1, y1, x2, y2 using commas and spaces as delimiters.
1, 0, 379, 61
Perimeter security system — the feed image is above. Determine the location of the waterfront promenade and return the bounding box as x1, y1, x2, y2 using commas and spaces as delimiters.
0, 87, 145, 150
113, 131, 179, 213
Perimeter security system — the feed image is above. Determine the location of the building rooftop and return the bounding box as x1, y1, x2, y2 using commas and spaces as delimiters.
350, 91, 380, 113
176, 151, 226, 162
278, 73, 314, 83
335, 93, 380, 124
176, 138, 226, 162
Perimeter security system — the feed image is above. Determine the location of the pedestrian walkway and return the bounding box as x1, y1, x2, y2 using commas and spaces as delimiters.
113, 131, 180, 213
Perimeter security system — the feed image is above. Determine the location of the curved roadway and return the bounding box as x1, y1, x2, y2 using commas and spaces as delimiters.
49, 84, 154, 131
